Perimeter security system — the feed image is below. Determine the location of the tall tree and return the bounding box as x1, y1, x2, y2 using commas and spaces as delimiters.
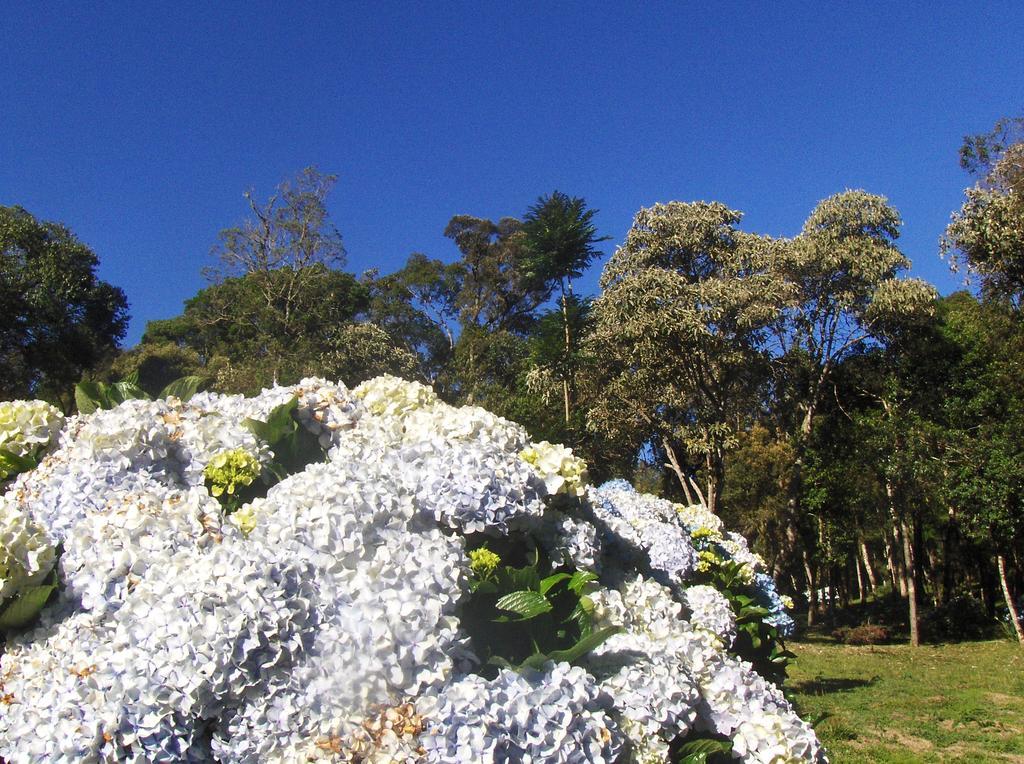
939, 293, 1024, 644
588, 201, 782, 512
204, 166, 347, 351
768, 190, 936, 623
521, 192, 608, 423
0, 205, 129, 408
943, 115, 1024, 305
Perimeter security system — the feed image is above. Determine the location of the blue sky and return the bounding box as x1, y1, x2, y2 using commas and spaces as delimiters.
3, 1, 1023, 345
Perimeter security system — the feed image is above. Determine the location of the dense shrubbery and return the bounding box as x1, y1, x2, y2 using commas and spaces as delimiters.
0, 378, 824, 762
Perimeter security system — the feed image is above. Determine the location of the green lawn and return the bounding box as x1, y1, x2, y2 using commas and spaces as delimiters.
787, 638, 1024, 763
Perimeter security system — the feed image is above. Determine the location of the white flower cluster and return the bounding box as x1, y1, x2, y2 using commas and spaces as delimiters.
519, 440, 589, 497
0, 399, 64, 471
418, 662, 622, 762
0, 495, 56, 603
0, 377, 821, 763
590, 479, 698, 586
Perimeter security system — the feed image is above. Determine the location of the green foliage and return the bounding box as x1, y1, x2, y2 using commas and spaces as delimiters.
0, 581, 57, 631
671, 731, 734, 763
0, 447, 40, 482
944, 115, 1024, 304
698, 559, 796, 684
461, 542, 618, 677
241, 397, 324, 483
74, 374, 206, 413
0, 205, 129, 407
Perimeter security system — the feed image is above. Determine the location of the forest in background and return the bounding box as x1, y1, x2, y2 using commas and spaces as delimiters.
3, 116, 1023, 648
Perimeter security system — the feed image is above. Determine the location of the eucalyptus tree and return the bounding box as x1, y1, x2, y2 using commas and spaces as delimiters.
765, 190, 936, 623
521, 192, 608, 423
587, 201, 784, 513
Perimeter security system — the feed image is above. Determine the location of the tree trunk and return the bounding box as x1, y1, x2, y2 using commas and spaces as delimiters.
884, 535, 900, 591
662, 437, 699, 506
855, 553, 865, 601
901, 517, 920, 647
860, 538, 879, 591
803, 552, 818, 627
997, 554, 1024, 645
561, 291, 571, 425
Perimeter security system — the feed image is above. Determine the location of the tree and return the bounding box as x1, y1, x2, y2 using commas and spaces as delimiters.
521, 192, 608, 423
768, 190, 936, 623
588, 201, 783, 512
939, 293, 1024, 644
0, 205, 129, 408
204, 166, 347, 348
943, 115, 1024, 304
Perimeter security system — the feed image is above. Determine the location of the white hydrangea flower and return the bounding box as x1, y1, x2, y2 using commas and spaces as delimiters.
418, 662, 624, 762
684, 584, 736, 648
720, 532, 766, 584
0, 399, 64, 473
589, 481, 697, 586
353, 374, 437, 418
519, 440, 589, 497
0, 495, 56, 602
0, 377, 824, 763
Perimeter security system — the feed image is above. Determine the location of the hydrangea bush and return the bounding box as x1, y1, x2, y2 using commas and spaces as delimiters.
0, 377, 826, 763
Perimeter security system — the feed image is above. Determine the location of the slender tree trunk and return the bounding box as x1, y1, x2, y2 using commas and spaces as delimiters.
662, 436, 698, 506
855, 554, 865, 602
860, 539, 879, 591
803, 552, 818, 627
884, 535, 900, 591
561, 290, 571, 425
997, 554, 1024, 645
901, 517, 920, 647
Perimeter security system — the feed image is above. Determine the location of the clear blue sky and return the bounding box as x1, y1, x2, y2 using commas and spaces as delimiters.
3, 2, 1023, 345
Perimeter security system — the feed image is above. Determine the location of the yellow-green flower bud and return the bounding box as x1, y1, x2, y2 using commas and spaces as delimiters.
204, 449, 261, 499
468, 547, 501, 578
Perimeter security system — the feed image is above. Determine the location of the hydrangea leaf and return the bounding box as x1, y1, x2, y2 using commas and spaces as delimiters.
0, 583, 56, 630
159, 375, 206, 401
495, 590, 553, 620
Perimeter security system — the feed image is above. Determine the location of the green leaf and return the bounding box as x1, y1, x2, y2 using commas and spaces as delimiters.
122, 370, 141, 387
539, 572, 572, 595
112, 380, 150, 403
159, 375, 206, 401
0, 448, 39, 477
545, 625, 621, 664
498, 564, 541, 593
566, 594, 595, 635
567, 570, 598, 594
495, 590, 553, 620
74, 381, 105, 414
675, 737, 734, 764
0, 584, 56, 630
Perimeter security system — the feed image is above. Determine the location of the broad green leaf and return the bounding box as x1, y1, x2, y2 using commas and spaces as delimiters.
675, 737, 734, 764
74, 381, 105, 414
545, 625, 622, 664
112, 381, 150, 403
0, 448, 39, 476
567, 570, 598, 594
495, 590, 553, 620
159, 375, 206, 401
0, 584, 56, 630
123, 370, 141, 386
539, 572, 572, 595
498, 564, 540, 593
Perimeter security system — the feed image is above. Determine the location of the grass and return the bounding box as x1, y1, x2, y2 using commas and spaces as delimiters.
787, 636, 1024, 763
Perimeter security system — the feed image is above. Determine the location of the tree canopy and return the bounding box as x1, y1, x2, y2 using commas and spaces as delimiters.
0, 205, 128, 407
